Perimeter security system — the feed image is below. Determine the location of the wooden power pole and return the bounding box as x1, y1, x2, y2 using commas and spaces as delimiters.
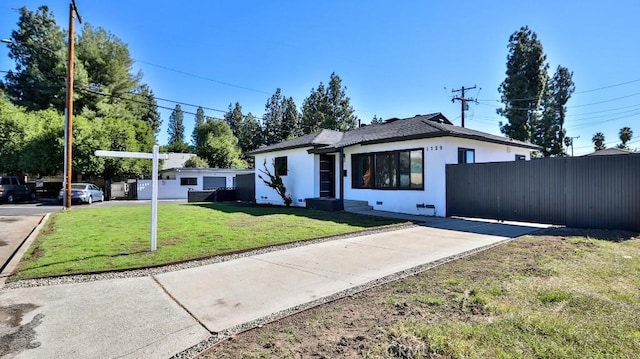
64, 0, 82, 209
451, 85, 476, 128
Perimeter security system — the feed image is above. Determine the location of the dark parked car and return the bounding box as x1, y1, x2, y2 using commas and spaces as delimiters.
0, 175, 36, 203
58, 183, 105, 204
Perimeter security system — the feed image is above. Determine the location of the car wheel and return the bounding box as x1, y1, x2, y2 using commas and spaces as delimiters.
100, 194, 104, 202
29, 191, 37, 200
88, 196, 93, 205
6, 192, 15, 203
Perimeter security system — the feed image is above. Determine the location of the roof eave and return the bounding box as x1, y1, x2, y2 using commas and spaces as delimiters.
248, 143, 332, 156
352, 132, 541, 150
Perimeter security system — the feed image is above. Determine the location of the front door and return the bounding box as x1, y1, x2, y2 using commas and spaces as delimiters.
319, 154, 335, 198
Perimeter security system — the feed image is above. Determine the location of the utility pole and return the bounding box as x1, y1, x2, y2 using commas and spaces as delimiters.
64, 0, 82, 209
451, 85, 476, 128
564, 135, 579, 157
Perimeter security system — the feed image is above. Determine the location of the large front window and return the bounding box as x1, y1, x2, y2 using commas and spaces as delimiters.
352, 149, 423, 190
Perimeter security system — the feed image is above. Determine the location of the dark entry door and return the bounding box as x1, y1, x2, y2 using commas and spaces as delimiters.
319, 154, 335, 198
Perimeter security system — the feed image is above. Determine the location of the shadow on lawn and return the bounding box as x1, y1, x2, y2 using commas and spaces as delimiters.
183, 202, 402, 228
17, 249, 149, 274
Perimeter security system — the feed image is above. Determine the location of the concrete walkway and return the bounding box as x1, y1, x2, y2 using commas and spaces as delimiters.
0, 213, 545, 358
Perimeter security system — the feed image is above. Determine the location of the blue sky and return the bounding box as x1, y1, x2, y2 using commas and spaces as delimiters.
1, 1, 639, 155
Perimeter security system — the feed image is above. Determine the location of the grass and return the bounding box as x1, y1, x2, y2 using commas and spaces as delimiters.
12, 202, 399, 280
382, 233, 640, 358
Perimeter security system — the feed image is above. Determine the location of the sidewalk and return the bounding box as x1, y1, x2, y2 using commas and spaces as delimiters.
0, 213, 545, 358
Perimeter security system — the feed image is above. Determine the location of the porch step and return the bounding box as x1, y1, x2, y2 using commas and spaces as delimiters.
343, 200, 373, 212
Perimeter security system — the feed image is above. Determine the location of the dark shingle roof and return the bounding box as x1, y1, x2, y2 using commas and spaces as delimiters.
247, 129, 343, 155
247, 113, 540, 156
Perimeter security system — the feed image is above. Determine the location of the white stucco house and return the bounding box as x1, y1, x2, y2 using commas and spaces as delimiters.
248, 113, 540, 216
137, 167, 254, 200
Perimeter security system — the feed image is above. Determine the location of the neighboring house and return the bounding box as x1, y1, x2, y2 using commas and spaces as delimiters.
162, 153, 196, 170
137, 167, 254, 200
248, 113, 540, 216
584, 148, 634, 156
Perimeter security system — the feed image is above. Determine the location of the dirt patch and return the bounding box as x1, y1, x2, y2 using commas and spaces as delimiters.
38, 216, 56, 237
197, 230, 635, 358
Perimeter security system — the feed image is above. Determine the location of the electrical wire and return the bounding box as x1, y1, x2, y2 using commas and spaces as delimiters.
77, 85, 226, 120
134, 59, 272, 95
478, 78, 640, 102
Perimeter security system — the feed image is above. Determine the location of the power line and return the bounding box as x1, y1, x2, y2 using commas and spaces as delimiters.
478, 78, 640, 102
575, 78, 640, 94
565, 102, 640, 118
477, 91, 640, 111
568, 92, 640, 108
77, 85, 226, 120
568, 110, 640, 129
134, 59, 272, 96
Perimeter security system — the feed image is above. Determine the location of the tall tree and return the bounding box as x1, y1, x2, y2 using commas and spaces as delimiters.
616, 127, 633, 149
192, 106, 205, 146
133, 84, 161, 136
371, 115, 384, 124
224, 102, 244, 138
326, 72, 357, 131
167, 104, 189, 152
301, 82, 329, 134
534, 66, 575, 157
281, 97, 301, 139
75, 23, 141, 114
592, 132, 606, 151
237, 112, 263, 167
2, 6, 68, 111
497, 26, 548, 142
262, 88, 285, 145
301, 73, 357, 134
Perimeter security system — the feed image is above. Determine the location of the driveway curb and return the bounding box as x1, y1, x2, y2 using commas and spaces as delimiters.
0, 213, 49, 288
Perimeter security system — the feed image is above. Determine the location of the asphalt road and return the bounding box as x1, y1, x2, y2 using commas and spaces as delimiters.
0, 199, 62, 217
0, 198, 169, 216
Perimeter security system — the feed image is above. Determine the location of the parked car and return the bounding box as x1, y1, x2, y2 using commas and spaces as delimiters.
58, 183, 105, 204
0, 175, 37, 203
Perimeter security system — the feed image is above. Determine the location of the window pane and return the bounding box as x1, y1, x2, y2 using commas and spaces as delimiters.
410, 150, 423, 188
180, 177, 197, 185
399, 151, 411, 188
466, 150, 475, 164
458, 148, 475, 164
275, 157, 287, 176
374, 153, 396, 188
352, 154, 372, 188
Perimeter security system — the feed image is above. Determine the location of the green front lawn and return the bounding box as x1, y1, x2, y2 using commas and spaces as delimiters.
13, 202, 400, 280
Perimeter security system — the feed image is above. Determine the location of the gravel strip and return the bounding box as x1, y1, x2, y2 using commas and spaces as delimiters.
2, 222, 416, 290
171, 235, 519, 359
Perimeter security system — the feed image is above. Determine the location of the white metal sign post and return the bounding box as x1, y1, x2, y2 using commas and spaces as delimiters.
95, 145, 168, 251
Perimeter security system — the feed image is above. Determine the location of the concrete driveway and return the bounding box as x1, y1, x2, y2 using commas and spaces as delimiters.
0, 216, 45, 275
0, 216, 544, 358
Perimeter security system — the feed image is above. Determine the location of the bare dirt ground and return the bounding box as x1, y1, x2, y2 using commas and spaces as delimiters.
197, 228, 638, 359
